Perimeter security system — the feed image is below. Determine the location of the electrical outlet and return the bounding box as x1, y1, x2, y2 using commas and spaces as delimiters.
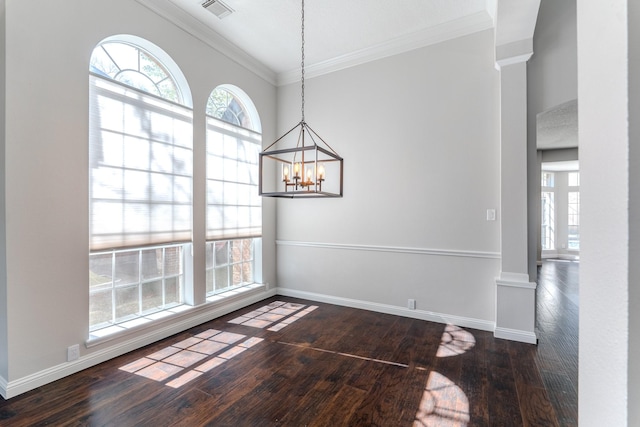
67, 344, 80, 362
486, 209, 496, 221
408, 299, 416, 310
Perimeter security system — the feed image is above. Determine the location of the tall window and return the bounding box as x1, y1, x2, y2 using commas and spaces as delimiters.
541, 172, 555, 251
206, 86, 262, 296
568, 172, 580, 250
89, 37, 193, 331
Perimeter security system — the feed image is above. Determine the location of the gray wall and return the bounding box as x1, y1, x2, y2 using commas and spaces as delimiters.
0, 0, 7, 383
579, 0, 637, 424
630, 2, 640, 423
1, 0, 276, 394
527, 0, 578, 276
276, 29, 501, 328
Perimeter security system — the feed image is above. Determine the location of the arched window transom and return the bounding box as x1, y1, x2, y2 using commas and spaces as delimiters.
90, 41, 181, 103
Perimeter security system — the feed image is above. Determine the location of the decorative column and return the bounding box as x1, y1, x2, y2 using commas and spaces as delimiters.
494, 44, 537, 344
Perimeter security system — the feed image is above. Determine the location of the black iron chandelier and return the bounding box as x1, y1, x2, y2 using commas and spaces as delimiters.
259, 0, 343, 198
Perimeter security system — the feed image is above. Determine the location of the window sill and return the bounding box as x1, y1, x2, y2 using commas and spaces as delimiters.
86, 283, 268, 348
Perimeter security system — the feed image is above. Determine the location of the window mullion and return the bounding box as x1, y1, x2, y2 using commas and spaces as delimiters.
138, 250, 143, 316
111, 251, 117, 326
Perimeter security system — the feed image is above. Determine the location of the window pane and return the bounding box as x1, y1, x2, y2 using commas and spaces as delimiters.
115, 285, 139, 322
232, 263, 243, 286
102, 43, 138, 75
568, 191, 580, 250
90, 253, 113, 290
140, 51, 168, 84
141, 249, 162, 280
117, 70, 159, 96
206, 269, 214, 294
542, 172, 554, 187
90, 244, 185, 331
568, 172, 580, 187
165, 277, 180, 306
165, 246, 181, 276
93, 42, 182, 104
215, 241, 229, 266
541, 191, 555, 250
89, 289, 113, 328
215, 266, 229, 290
242, 262, 253, 283
206, 238, 258, 297
141, 280, 163, 313
115, 251, 139, 286
231, 240, 243, 264
569, 192, 580, 205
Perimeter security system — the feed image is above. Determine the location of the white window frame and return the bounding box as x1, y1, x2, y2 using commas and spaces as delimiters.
89, 36, 193, 334
205, 86, 262, 297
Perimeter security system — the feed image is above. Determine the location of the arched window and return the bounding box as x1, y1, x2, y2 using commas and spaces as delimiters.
205, 85, 262, 296
88, 35, 193, 332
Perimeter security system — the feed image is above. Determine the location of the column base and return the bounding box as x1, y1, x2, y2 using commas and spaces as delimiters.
495, 275, 538, 344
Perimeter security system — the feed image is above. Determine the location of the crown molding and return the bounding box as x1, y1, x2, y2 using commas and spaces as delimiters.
136, 1, 494, 88
135, 0, 277, 86
277, 10, 494, 86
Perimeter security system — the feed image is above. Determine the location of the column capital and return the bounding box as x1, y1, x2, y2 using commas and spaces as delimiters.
495, 39, 533, 70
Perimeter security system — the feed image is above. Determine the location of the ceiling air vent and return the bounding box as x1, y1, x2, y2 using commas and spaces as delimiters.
201, 0, 234, 19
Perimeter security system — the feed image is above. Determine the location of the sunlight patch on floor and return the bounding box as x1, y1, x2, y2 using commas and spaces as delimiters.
119, 329, 264, 388
414, 371, 470, 427
118, 301, 319, 389
228, 300, 318, 331
436, 325, 476, 358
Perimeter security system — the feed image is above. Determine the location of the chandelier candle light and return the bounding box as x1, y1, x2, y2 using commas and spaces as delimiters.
258, 0, 343, 198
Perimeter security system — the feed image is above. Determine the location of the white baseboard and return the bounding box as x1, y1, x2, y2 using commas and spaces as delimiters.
494, 326, 538, 344
542, 253, 580, 261
0, 375, 7, 398
1, 288, 276, 399
276, 287, 495, 333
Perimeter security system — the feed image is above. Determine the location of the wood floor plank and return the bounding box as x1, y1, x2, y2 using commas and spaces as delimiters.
347, 363, 410, 426
1, 262, 578, 426
457, 331, 490, 427
540, 369, 579, 427
487, 363, 524, 426
310, 384, 367, 426
517, 384, 559, 427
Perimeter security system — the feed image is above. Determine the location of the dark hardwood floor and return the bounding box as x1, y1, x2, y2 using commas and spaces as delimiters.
535, 260, 579, 426
0, 261, 578, 426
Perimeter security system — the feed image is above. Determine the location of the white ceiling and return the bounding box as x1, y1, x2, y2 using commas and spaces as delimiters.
542, 160, 579, 172
537, 99, 578, 150
136, 0, 494, 85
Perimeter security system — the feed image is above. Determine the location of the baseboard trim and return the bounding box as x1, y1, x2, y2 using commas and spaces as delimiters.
276, 287, 495, 333
1, 288, 276, 399
494, 326, 538, 344
496, 278, 537, 290
276, 240, 501, 260
0, 375, 7, 399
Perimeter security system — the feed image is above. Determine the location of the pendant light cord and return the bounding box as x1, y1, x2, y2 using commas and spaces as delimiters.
301, 0, 305, 123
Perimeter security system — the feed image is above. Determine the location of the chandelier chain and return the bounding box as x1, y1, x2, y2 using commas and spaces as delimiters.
301, 0, 305, 122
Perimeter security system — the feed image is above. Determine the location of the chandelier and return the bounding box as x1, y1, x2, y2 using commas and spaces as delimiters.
259, 0, 343, 198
